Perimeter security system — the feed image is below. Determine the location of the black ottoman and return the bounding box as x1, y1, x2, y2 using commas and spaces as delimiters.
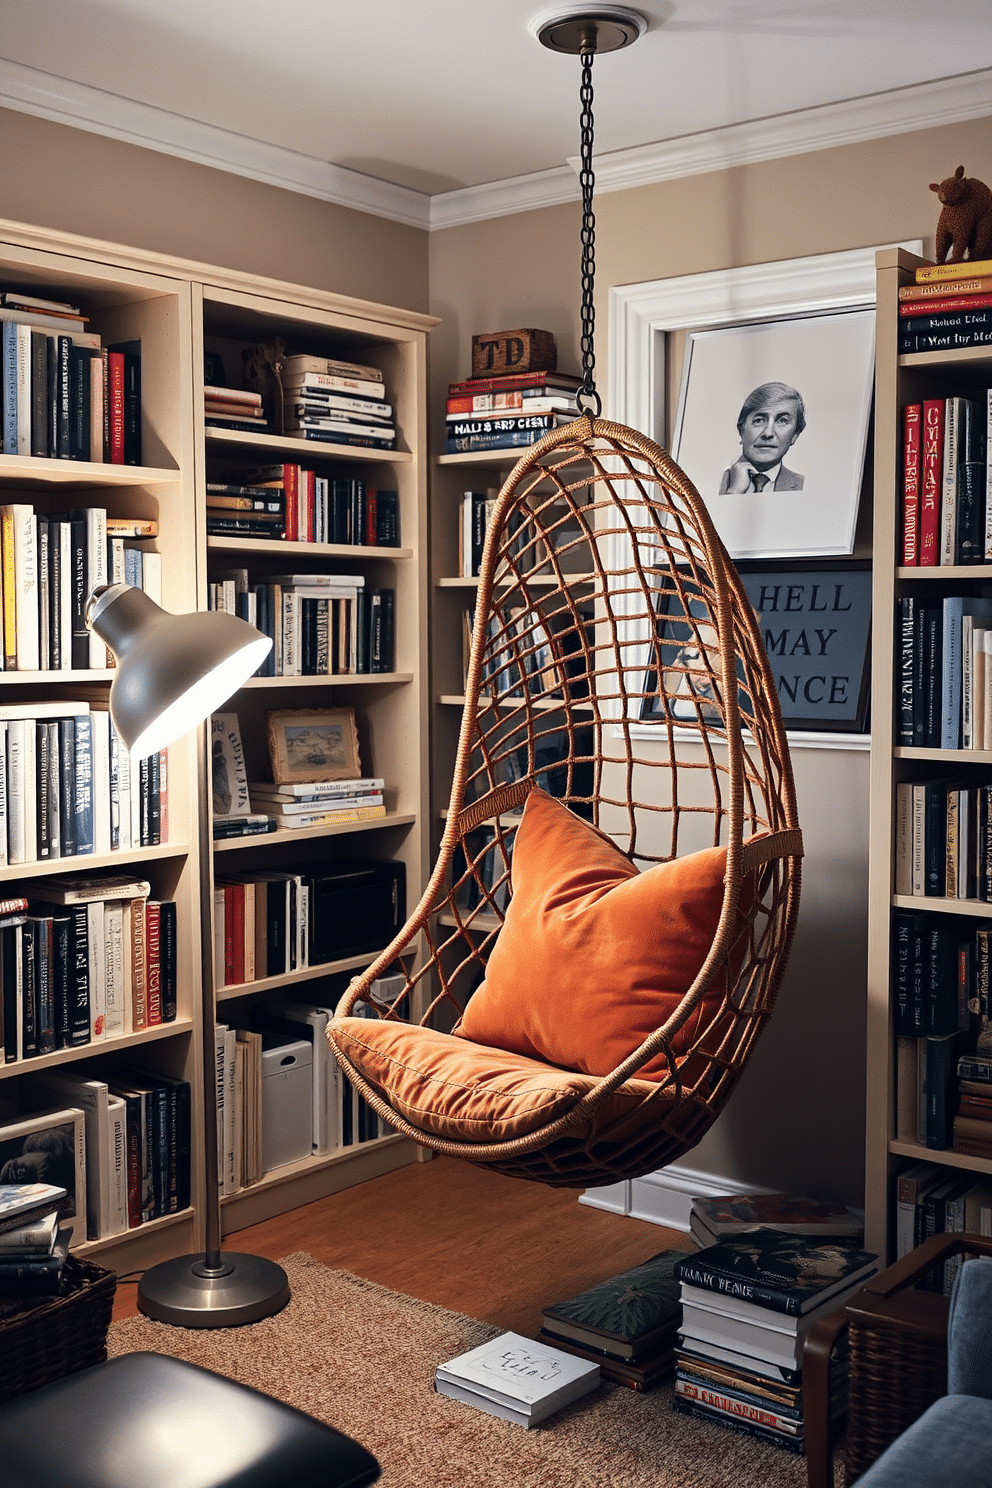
0, 1351, 380, 1488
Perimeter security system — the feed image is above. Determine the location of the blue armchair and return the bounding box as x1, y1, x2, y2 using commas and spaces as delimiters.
804, 1232, 992, 1488
852, 1254, 992, 1486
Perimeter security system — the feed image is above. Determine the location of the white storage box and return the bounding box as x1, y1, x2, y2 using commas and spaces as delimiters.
261, 1036, 313, 1173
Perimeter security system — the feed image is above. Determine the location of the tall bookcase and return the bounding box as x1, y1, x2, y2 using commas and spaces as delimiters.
866, 245, 992, 1259
0, 218, 435, 1267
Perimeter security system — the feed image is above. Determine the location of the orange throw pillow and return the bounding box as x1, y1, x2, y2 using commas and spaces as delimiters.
453, 789, 730, 1081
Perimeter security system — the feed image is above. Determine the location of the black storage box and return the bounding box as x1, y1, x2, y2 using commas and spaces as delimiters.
307, 859, 405, 964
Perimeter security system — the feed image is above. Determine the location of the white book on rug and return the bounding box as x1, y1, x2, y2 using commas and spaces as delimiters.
435, 1331, 599, 1425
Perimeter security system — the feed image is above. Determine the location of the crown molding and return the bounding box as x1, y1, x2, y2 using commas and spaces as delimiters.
427, 165, 579, 230
1, 57, 990, 232
580, 67, 992, 194
0, 58, 431, 230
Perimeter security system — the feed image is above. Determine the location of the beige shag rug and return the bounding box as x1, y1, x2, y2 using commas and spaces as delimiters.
108, 1253, 843, 1487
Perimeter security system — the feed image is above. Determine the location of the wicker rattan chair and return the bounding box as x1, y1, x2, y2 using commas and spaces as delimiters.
328, 416, 803, 1187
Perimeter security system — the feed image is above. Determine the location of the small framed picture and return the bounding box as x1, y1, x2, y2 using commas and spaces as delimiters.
266, 707, 361, 784
0, 1107, 86, 1223
736, 563, 872, 732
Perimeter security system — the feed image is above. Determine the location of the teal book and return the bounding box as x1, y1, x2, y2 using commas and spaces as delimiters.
540, 1249, 684, 1361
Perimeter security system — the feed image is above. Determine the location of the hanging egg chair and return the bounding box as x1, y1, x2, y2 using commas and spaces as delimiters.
327, 10, 803, 1188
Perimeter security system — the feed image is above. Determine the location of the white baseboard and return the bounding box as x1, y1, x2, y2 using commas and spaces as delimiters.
595, 1166, 773, 1233
577, 1180, 630, 1216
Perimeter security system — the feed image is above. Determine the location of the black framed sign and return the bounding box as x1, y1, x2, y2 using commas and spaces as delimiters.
737, 564, 871, 732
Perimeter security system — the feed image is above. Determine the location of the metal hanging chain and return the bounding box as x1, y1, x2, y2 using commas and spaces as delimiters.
577, 44, 602, 419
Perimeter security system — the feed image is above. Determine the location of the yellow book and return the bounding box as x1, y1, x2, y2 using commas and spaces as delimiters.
274, 804, 387, 830
916, 257, 992, 283
1, 506, 17, 669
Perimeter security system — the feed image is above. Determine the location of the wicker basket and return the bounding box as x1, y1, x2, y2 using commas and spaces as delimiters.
0, 1255, 117, 1403
804, 1232, 992, 1488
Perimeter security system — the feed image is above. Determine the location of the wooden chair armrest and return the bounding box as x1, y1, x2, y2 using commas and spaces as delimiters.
803, 1303, 851, 1488
861, 1232, 992, 1299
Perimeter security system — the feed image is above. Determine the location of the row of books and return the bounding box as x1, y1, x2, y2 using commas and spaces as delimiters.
894, 593, 992, 750
894, 778, 992, 901
1, 290, 141, 464
215, 989, 400, 1194
672, 1229, 876, 1453
445, 370, 581, 454
2, 1062, 191, 1245
895, 1159, 992, 1289
212, 852, 405, 988
900, 395, 991, 566
890, 908, 988, 1040
1, 876, 178, 1062
207, 571, 395, 677
206, 469, 399, 546
0, 504, 158, 673
898, 257, 992, 355
280, 355, 397, 450
462, 604, 591, 705
0, 704, 167, 867
896, 1031, 992, 1155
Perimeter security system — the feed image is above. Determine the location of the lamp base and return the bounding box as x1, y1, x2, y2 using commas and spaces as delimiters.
137, 1252, 290, 1328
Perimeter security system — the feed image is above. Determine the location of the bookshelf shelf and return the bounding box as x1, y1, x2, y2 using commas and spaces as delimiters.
0, 456, 180, 485
212, 811, 417, 853
0, 841, 192, 883
205, 427, 412, 465
1, 1018, 195, 1076
207, 536, 413, 559
889, 1139, 992, 1175
436, 449, 526, 467
238, 671, 415, 690
215, 948, 390, 1003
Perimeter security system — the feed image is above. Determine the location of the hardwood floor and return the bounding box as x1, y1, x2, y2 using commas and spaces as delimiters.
112, 1158, 690, 1334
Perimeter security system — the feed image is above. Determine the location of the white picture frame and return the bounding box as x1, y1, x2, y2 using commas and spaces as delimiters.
671, 310, 875, 559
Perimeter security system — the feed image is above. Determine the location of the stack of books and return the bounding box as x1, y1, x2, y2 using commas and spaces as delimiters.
898, 257, 992, 356
445, 371, 581, 454
248, 776, 386, 832
0, 1183, 73, 1298
689, 1191, 865, 1251
282, 356, 396, 450
672, 1230, 879, 1453
536, 1249, 684, 1390
203, 386, 268, 434
434, 1330, 599, 1427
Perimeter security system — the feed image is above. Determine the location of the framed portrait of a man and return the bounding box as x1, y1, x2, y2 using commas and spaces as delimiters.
671, 309, 875, 560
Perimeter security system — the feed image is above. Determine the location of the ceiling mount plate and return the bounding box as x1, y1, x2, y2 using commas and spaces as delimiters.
531, 6, 647, 54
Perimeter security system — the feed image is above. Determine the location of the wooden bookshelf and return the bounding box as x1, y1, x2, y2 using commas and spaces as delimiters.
866, 245, 992, 1259
0, 217, 437, 1268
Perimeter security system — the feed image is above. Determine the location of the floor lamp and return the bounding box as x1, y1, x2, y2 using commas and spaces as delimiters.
87, 582, 291, 1326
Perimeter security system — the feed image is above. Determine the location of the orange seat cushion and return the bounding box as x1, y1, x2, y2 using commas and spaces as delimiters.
452, 788, 730, 1082
326, 1018, 657, 1143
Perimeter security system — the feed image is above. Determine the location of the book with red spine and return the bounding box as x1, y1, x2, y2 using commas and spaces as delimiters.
901, 403, 921, 565
900, 292, 992, 318
448, 370, 582, 397
145, 900, 162, 1026
302, 468, 316, 544
107, 351, 125, 465
918, 399, 945, 568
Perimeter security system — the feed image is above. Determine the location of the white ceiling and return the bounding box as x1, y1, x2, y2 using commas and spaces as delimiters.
2, 1, 992, 227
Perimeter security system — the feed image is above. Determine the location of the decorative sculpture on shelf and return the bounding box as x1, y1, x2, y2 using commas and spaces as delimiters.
930, 166, 992, 264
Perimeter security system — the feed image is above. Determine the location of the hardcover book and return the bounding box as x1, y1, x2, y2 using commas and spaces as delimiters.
541, 1250, 684, 1361
674, 1233, 879, 1316
435, 1330, 599, 1427
689, 1193, 863, 1248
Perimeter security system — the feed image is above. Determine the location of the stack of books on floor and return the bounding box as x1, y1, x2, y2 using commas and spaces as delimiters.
203, 385, 268, 434
434, 1330, 600, 1428
445, 370, 581, 454
672, 1225, 878, 1453
536, 1249, 684, 1390
0, 1183, 73, 1303
282, 355, 396, 450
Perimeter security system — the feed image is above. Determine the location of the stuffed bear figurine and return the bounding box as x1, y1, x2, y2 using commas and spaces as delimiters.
930, 166, 992, 263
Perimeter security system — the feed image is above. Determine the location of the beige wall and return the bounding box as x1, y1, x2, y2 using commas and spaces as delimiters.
0, 107, 429, 311
430, 113, 992, 1209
